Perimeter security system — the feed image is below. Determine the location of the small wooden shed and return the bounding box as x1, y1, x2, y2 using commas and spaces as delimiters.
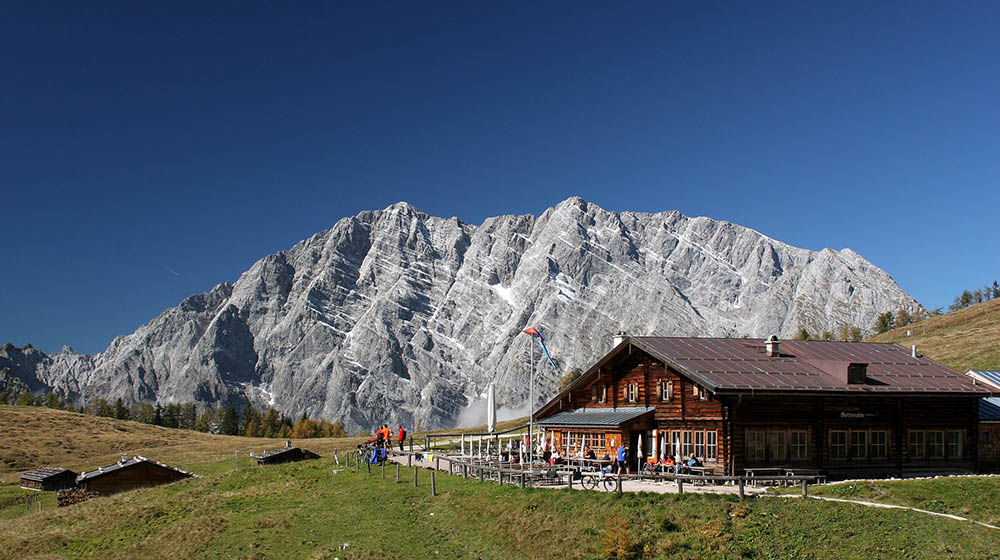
76, 456, 195, 495
19, 467, 78, 491
255, 446, 321, 466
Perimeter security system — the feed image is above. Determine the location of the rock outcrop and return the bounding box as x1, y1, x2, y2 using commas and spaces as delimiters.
1, 197, 921, 431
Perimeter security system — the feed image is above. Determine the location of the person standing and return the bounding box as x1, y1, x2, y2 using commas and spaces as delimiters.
397, 424, 406, 452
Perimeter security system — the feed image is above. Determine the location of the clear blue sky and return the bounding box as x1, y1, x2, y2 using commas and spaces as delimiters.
2, 1, 998, 354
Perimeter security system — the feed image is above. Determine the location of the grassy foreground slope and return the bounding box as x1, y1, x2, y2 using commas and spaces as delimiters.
1, 409, 998, 560
869, 298, 1000, 372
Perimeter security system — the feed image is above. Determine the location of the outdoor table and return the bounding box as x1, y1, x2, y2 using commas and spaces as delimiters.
744, 467, 783, 485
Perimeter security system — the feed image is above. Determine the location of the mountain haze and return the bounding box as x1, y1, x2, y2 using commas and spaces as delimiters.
1, 197, 921, 431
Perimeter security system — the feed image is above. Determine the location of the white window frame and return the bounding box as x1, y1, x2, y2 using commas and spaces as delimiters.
908, 430, 925, 459
694, 430, 705, 458
870, 430, 888, 460
946, 430, 963, 459
746, 429, 766, 462
682, 430, 692, 457
661, 380, 672, 402
850, 430, 868, 460
829, 430, 848, 460
928, 430, 945, 459
706, 430, 717, 461
790, 430, 808, 461
626, 383, 638, 403
769, 430, 787, 462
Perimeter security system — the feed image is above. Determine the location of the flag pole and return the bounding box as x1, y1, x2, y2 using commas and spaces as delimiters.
528, 333, 534, 470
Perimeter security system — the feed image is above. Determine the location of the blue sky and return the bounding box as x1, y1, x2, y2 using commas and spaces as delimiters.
2, 1, 998, 354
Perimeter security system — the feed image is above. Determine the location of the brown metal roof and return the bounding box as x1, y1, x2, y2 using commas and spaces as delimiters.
631, 337, 988, 395
19, 467, 76, 482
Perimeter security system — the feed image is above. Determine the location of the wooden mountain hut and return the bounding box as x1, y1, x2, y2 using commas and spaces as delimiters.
254, 446, 321, 466
76, 456, 195, 495
19, 467, 78, 491
535, 335, 995, 479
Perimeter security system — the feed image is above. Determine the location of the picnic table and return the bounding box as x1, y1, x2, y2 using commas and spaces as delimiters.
744, 467, 783, 485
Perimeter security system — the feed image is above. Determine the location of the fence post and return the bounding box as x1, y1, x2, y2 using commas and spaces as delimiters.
567, 472, 573, 490
408, 454, 412, 467
801, 479, 808, 497
425, 436, 430, 451
463, 464, 468, 479
431, 470, 437, 496
677, 478, 684, 495
499, 471, 503, 486
480, 466, 485, 482
381, 461, 385, 478
414, 466, 418, 487
396, 463, 400, 483
616, 475, 623, 496
738, 477, 745, 500
435, 456, 440, 471
409, 435, 413, 452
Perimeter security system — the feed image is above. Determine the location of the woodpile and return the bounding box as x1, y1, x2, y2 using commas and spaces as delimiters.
56, 488, 99, 507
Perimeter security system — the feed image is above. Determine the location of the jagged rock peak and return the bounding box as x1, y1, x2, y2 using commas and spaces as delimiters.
8, 197, 921, 432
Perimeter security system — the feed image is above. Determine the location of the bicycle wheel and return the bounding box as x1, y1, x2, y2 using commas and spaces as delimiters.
601, 477, 617, 492
580, 476, 596, 490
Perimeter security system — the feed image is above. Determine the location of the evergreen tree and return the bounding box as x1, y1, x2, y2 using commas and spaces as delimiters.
181, 403, 198, 430
44, 391, 65, 410
195, 408, 213, 432
113, 398, 129, 420
16, 392, 38, 406
820, 331, 833, 341
219, 406, 239, 435
795, 328, 811, 340
154, 404, 164, 426
992, 281, 999, 299
874, 312, 894, 334
848, 326, 863, 342
162, 403, 180, 428
262, 408, 281, 438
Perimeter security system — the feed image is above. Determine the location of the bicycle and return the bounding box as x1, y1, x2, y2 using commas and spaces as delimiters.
580, 471, 617, 491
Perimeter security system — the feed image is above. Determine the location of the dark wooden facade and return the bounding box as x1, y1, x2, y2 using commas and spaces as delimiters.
76, 458, 194, 495
19, 467, 78, 491
536, 337, 992, 479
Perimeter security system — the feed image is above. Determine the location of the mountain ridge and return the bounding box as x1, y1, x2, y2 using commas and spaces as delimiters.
1, 197, 921, 431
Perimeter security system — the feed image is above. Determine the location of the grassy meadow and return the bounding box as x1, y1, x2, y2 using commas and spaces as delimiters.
869, 297, 1000, 372
2, 407, 999, 559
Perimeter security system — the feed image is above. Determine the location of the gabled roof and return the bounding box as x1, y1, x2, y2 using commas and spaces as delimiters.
981, 398, 1000, 421
632, 337, 987, 394
968, 370, 1000, 390
538, 337, 988, 418
76, 456, 195, 483
20, 467, 76, 482
536, 407, 654, 427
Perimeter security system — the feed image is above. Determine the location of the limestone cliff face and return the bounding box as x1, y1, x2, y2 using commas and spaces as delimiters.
1, 198, 921, 431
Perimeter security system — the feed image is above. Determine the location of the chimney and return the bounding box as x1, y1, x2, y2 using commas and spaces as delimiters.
612, 331, 628, 347
765, 335, 780, 357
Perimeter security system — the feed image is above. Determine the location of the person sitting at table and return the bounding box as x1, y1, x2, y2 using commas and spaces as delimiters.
663, 456, 675, 469
549, 449, 562, 466
686, 453, 703, 468
583, 446, 597, 460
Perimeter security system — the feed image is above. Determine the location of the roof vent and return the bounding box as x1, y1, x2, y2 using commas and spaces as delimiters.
765, 335, 780, 357
613, 331, 628, 347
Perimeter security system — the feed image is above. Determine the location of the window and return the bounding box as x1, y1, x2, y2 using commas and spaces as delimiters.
671, 431, 681, 459
850, 431, 868, 460
706, 431, 717, 461
908, 430, 925, 459
790, 430, 808, 461
591, 385, 598, 402
746, 430, 766, 461
829, 430, 848, 460
626, 383, 638, 403
984, 431, 993, 444
947, 430, 963, 458
694, 431, 705, 458
928, 431, 945, 459
598, 384, 607, 403
661, 380, 673, 402
870, 431, 887, 460
768, 430, 787, 462
682, 431, 692, 457
692, 384, 707, 399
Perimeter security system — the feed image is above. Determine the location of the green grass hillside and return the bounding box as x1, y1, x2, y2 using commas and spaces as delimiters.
869, 298, 1000, 372
1, 407, 998, 559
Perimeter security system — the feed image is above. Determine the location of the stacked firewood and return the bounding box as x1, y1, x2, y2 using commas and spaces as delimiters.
56, 488, 99, 507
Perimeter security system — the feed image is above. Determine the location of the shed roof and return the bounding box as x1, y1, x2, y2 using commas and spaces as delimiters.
19, 467, 76, 482
76, 456, 195, 483
536, 407, 654, 427
981, 398, 1000, 421
630, 337, 988, 394
968, 370, 1000, 390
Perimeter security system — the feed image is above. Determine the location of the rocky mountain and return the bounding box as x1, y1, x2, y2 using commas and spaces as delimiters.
1, 197, 921, 431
